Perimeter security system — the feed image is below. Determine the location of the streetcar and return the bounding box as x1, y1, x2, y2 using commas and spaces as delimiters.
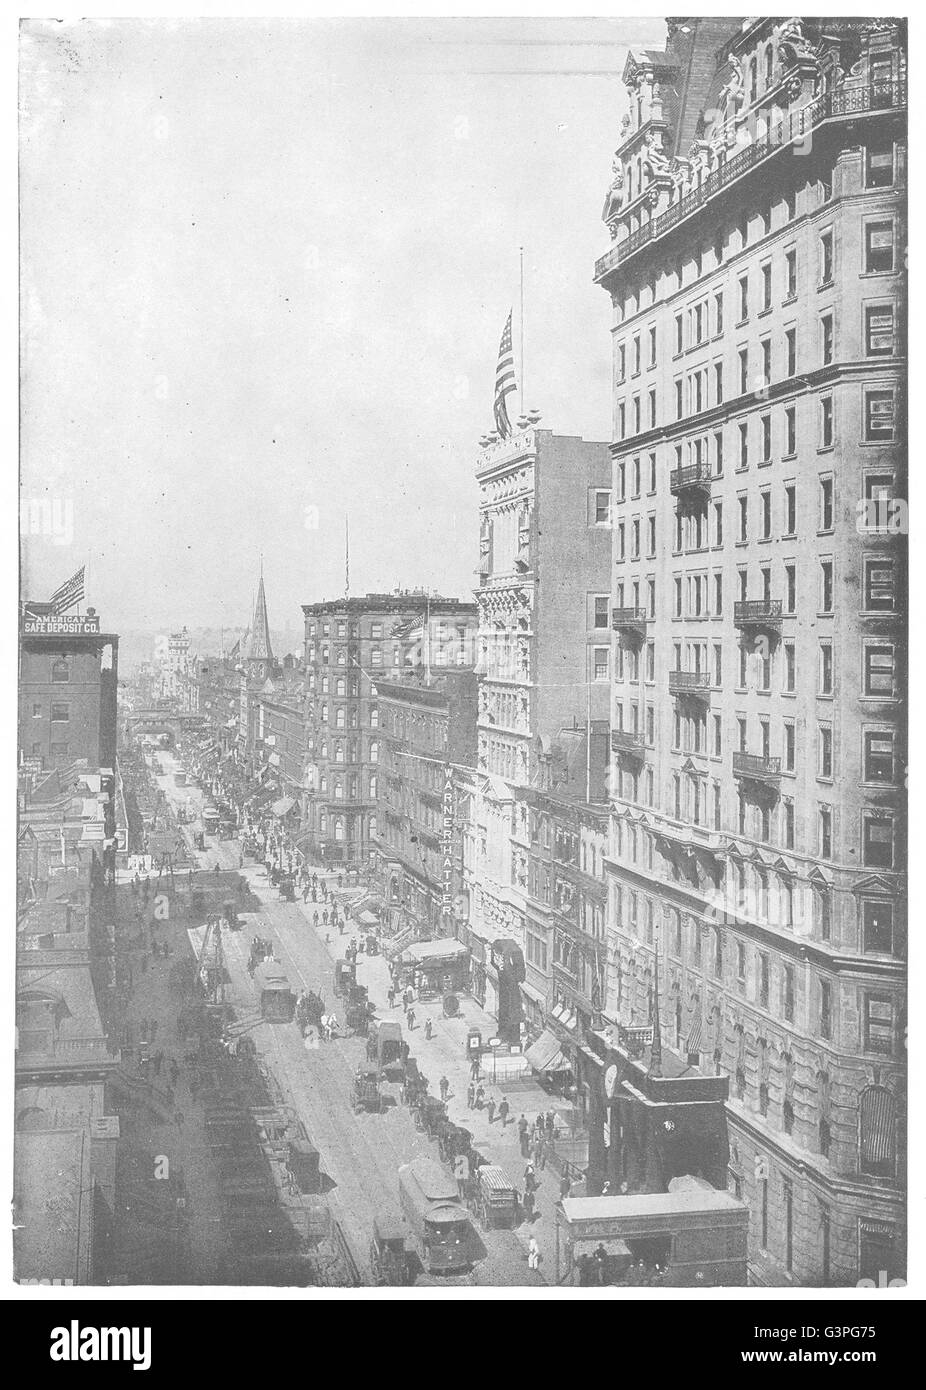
397, 1158, 484, 1277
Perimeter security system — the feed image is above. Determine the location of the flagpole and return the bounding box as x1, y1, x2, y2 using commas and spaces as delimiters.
519, 246, 525, 416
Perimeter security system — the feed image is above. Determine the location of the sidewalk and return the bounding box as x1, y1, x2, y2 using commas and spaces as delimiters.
276, 869, 572, 1284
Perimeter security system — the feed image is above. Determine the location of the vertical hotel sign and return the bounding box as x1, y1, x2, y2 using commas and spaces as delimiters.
441, 765, 455, 916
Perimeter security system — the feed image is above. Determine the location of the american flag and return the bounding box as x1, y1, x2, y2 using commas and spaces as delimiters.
49, 565, 85, 614
391, 615, 424, 640
493, 309, 517, 440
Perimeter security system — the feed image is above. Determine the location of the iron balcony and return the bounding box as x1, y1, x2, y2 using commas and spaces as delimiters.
732, 751, 782, 784
669, 670, 711, 698
670, 461, 712, 497
611, 728, 645, 757
734, 599, 783, 630
612, 606, 649, 636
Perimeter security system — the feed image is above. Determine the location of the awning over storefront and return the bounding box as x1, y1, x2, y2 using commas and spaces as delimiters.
271, 796, 295, 818
525, 1029, 568, 1073
401, 938, 470, 966
520, 981, 546, 1008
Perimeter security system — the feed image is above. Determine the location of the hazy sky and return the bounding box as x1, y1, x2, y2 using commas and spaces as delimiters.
20, 16, 664, 634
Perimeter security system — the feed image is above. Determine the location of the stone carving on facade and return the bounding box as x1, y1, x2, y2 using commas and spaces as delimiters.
777, 18, 817, 69
719, 53, 745, 116
602, 155, 624, 223
642, 130, 671, 181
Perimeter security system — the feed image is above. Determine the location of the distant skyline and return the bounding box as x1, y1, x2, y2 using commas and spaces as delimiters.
20, 16, 664, 633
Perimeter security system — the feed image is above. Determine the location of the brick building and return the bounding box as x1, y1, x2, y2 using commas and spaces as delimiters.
373, 669, 477, 942
301, 594, 477, 866
19, 607, 119, 777
596, 18, 906, 1284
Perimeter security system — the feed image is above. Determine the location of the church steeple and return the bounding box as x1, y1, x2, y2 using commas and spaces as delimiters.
247, 568, 273, 677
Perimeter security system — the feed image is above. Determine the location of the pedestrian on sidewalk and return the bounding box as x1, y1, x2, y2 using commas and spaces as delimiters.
518, 1115, 529, 1156
322, 909, 329, 926
424, 1018, 433, 1041
545, 1110, 556, 1141
486, 1095, 496, 1125
559, 1174, 571, 1202
534, 1134, 547, 1170
527, 1235, 540, 1272
406, 1008, 415, 1031
470, 1058, 481, 1083
467, 1081, 476, 1110
499, 1097, 510, 1128
522, 1187, 536, 1223
388, 985, 396, 1009
313, 911, 320, 928
524, 1163, 537, 1195
302, 884, 310, 903
475, 1084, 485, 1111
439, 1075, 449, 1103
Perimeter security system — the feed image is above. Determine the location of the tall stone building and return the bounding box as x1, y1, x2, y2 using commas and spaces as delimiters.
462, 424, 612, 964
596, 18, 906, 1284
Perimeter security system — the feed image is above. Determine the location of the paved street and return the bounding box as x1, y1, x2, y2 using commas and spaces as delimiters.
150, 753, 561, 1285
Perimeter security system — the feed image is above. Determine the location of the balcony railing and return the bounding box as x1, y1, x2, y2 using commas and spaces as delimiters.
733, 751, 782, 782
596, 81, 906, 280
669, 670, 711, 697
612, 606, 649, 635
734, 599, 783, 628
611, 729, 645, 756
670, 461, 712, 497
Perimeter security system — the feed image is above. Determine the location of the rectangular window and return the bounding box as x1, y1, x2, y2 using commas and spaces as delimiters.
784, 720, 796, 771
785, 248, 797, 299
819, 723, 833, 778
819, 476, 834, 531
865, 221, 895, 274
593, 595, 610, 628
864, 730, 894, 783
675, 380, 683, 419
820, 805, 833, 861
786, 564, 796, 613
783, 965, 795, 1023
592, 647, 610, 682
820, 560, 833, 612
820, 230, 833, 284
594, 491, 611, 523
821, 313, 834, 366
714, 361, 723, 404
761, 489, 771, 538
649, 326, 657, 367
738, 495, 748, 542
50, 703, 69, 722
738, 276, 749, 322
864, 993, 894, 1055
784, 643, 795, 694
820, 980, 832, 1040
714, 291, 724, 335
819, 642, 833, 695
784, 484, 796, 535
820, 396, 834, 448
862, 900, 894, 954
761, 262, 772, 312
864, 558, 895, 612
739, 422, 748, 468
865, 389, 895, 442
864, 645, 895, 697
865, 303, 895, 356
739, 348, 749, 394
866, 142, 894, 189
760, 416, 771, 463
863, 814, 894, 868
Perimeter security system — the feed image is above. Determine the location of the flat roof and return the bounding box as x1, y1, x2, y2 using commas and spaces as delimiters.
562, 1186, 744, 1223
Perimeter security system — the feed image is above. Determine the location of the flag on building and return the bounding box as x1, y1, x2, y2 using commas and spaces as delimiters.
493, 309, 517, 440
391, 615, 424, 641
49, 565, 85, 615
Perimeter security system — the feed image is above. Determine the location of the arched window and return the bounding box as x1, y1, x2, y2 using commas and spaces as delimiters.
334, 778, 343, 800
319, 774, 328, 793
320, 739, 328, 759
337, 647, 346, 665
336, 677, 345, 696
320, 703, 328, 723
321, 675, 329, 694
369, 774, 377, 799
370, 706, 379, 728
765, 44, 774, 88
749, 57, 758, 103
51, 659, 69, 683
334, 817, 345, 842
370, 740, 379, 764
369, 814, 377, 838
319, 812, 328, 833
335, 708, 346, 728
859, 1086, 897, 1178
783, 1099, 795, 1134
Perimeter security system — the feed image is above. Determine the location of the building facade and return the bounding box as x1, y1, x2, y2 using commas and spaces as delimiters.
373, 670, 477, 941
301, 594, 477, 866
19, 607, 119, 779
597, 17, 906, 1285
